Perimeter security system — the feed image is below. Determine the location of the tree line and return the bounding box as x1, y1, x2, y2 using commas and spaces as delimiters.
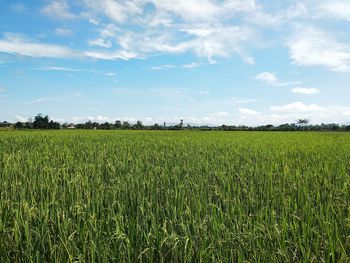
1, 114, 350, 131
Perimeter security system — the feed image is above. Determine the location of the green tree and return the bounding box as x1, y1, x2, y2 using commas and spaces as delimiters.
114, 120, 122, 129
297, 119, 309, 126
122, 121, 131, 129
134, 121, 143, 130
33, 114, 49, 129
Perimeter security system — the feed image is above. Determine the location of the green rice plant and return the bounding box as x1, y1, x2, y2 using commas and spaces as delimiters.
0, 130, 349, 262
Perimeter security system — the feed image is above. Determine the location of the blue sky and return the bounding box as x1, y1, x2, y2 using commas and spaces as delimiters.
0, 0, 350, 125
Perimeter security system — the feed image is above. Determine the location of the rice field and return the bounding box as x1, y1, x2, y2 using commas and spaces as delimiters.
0, 130, 349, 262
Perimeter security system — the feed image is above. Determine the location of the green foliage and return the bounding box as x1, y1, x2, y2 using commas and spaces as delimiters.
0, 131, 349, 262
13, 114, 60, 130
297, 119, 310, 126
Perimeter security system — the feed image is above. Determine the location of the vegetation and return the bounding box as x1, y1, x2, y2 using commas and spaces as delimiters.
2, 114, 350, 131
11, 114, 61, 130
0, 130, 349, 262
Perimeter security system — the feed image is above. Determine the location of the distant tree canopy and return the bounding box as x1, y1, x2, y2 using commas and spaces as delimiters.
33, 114, 49, 129
12, 114, 60, 130
297, 119, 310, 126
2, 114, 350, 131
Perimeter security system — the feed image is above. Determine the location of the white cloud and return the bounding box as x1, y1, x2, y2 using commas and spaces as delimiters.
85, 0, 258, 25
255, 72, 300, 87
189, 26, 256, 64
151, 0, 220, 21
179, 28, 215, 37
88, 38, 112, 48
255, 72, 279, 85
5, 0, 265, 64
0, 86, 4, 92
89, 115, 111, 122
287, 26, 350, 72
0, 33, 140, 61
82, 1, 258, 64
150, 62, 204, 70
270, 102, 325, 113
41, 0, 76, 20
84, 50, 140, 60
239, 108, 259, 115
15, 115, 27, 122
85, 0, 142, 23
89, 18, 100, 25
99, 24, 119, 38
105, 72, 116, 76
291, 87, 320, 95
181, 62, 202, 69
0, 33, 77, 58
112, 25, 256, 64
55, 28, 74, 37
145, 117, 153, 122
71, 115, 110, 123
52, 104, 350, 126
317, 0, 350, 20
150, 0, 259, 23
71, 115, 142, 123
150, 64, 177, 70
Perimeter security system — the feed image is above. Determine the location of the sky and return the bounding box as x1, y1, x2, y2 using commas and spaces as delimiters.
0, 0, 350, 126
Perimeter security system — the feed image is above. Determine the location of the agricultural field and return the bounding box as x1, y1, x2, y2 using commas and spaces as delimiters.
0, 130, 349, 262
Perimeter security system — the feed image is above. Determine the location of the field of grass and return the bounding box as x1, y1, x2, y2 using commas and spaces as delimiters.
0, 130, 349, 262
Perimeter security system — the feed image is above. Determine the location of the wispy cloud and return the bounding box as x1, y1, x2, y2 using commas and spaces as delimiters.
287, 26, 350, 72
151, 62, 206, 70
35, 66, 85, 72
0, 33, 78, 58
33, 66, 119, 78
88, 38, 112, 48
21, 97, 51, 105
270, 102, 324, 113
41, 0, 76, 20
83, 50, 140, 60
10, 3, 27, 13
150, 64, 177, 70
182, 62, 202, 69
0, 33, 140, 61
55, 28, 74, 37
105, 72, 117, 76
84, 0, 143, 23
